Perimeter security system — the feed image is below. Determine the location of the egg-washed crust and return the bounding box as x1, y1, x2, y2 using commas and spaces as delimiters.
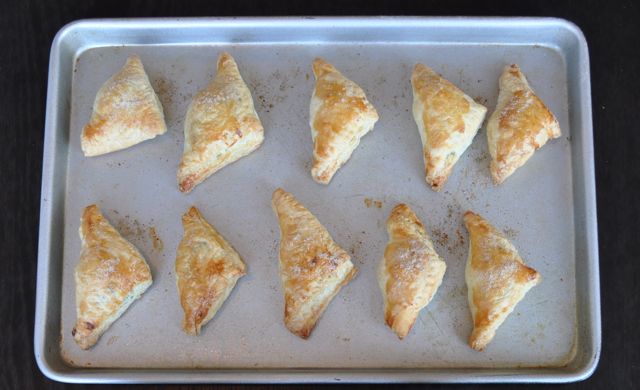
73, 205, 153, 350
178, 52, 264, 193
463, 211, 541, 351
411, 64, 487, 191
81, 55, 167, 157
378, 204, 446, 339
309, 58, 379, 185
487, 64, 561, 184
175, 206, 247, 335
271, 188, 357, 339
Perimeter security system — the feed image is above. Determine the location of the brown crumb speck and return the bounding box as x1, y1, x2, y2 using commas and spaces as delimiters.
364, 197, 383, 209
474, 151, 490, 164
447, 204, 454, 219
148, 227, 164, 251
349, 239, 364, 263
115, 217, 145, 242
474, 96, 488, 105
153, 78, 177, 118
431, 228, 449, 247
504, 227, 519, 239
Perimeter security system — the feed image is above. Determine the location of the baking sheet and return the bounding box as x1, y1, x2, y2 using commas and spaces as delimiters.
36, 17, 599, 383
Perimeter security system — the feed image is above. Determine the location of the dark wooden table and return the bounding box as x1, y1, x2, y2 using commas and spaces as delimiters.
1, 0, 638, 388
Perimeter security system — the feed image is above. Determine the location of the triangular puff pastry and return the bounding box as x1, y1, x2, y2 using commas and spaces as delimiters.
378, 204, 446, 339
411, 64, 487, 191
464, 211, 541, 351
175, 206, 247, 335
73, 205, 153, 349
272, 188, 357, 338
309, 58, 379, 184
487, 64, 561, 184
81, 55, 167, 157
178, 53, 264, 193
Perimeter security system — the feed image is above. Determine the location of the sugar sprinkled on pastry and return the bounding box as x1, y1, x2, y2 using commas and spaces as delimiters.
175, 206, 247, 335
411, 63, 487, 190
272, 188, 357, 338
309, 58, 379, 184
487, 64, 561, 184
178, 52, 264, 193
81, 55, 167, 157
463, 211, 541, 351
72, 205, 153, 349
378, 204, 446, 339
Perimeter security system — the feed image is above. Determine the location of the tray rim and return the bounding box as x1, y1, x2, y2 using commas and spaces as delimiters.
35, 16, 600, 384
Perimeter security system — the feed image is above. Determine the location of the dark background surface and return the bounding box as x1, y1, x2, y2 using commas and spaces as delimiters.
1, 0, 638, 389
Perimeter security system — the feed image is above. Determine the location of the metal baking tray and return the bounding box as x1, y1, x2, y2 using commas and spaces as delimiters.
35, 17, 600, 383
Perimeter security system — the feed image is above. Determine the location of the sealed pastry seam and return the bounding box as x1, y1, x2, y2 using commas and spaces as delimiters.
81, 55, 167, 157
272, 188, 357, 338
411, 63, 487, 191
178, 52, 264, 193
73, 204, 153, 349
309, 58, 379, 185
175, 206, 246, 335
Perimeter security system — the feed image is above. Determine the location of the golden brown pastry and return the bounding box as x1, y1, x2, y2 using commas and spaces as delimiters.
378, 204, 446, 339
309, 58, 379, 184
271, 188, 357, 338
178, 52, 264, 193
175, 206, 247, 335
81, 55, 167, 157
487, 64, 562, 184
464, 211, 541, 351
411, 63, 487, 191
73, 205, 152, 349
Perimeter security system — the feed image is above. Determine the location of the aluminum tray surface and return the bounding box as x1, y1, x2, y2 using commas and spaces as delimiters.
35, 17, 600, 383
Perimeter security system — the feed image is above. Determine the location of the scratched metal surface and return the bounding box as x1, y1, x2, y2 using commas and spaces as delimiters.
36, 18, 598, 383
